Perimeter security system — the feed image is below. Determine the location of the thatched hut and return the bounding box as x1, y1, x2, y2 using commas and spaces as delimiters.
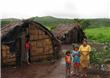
1, 20, 61, 66
53, 24, 86, 44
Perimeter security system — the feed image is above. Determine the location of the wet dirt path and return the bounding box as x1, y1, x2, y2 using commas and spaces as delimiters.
2, 57, 110, 78
1, 44, 110, 78
1, 58, 65, 78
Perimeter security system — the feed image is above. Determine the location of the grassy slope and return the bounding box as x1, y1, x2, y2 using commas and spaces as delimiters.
1, 18, 20, 27
30, 16, 74, 30
88, 19, 110, 28
30, 16, 110, 29
1, 16, 110, 29
85, 27, 110, 43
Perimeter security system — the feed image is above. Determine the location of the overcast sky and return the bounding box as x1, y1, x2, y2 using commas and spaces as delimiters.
0, 0, 110, 19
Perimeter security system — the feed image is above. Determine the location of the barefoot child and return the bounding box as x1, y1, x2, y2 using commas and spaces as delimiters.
72, 46, 80, 76
25, 39, 30, 64
65, 51, 72, 77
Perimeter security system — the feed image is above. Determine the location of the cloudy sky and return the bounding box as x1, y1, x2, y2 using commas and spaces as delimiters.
0, 0, 110, 19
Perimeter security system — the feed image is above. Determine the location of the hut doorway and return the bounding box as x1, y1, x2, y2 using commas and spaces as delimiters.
20, 31, 31, 64
20, 31, 26, 63
16, 37, 22, 66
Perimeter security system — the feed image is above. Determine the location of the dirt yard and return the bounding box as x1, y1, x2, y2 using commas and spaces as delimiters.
1, 44, 110, 78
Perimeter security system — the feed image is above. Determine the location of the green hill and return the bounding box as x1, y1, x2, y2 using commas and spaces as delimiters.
29, 16, 74, 30
1, 18, 20, 27
1, 16, 110, 30
30, 16, 110, 30
87, 19, 110, 28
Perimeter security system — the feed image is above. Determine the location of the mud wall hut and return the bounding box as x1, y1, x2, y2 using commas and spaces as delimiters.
1, 20, 61, 66
53, 24, 86, 44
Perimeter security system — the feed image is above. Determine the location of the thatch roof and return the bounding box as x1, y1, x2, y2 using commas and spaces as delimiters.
1, 20, 59, 44
1, 22, 22, 38
53, 23, 81, 38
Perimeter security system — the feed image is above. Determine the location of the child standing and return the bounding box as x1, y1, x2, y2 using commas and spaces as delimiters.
65, 51, 72, 77
25, 39, 30, 64
72, 46, 80, 76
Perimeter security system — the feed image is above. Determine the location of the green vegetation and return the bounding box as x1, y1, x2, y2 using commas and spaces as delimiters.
85, 27, 110, 43
88, 19, 110, 28
1, 16, 110, 30
1, 18, 20, 27
30, 16, 74, 30
30, 16, 110, 30
90, 47, 110, 65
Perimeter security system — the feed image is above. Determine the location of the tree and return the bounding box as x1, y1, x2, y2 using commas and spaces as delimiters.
74, 18, 90, 29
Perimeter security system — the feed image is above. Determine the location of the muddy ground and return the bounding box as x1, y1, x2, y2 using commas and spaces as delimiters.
1, 44, 110, 78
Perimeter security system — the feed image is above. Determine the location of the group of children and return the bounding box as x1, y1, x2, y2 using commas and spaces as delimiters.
65, 40, 91, 78
65, 45, 80, 77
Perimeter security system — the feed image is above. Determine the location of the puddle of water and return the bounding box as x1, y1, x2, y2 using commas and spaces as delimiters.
61, 58, 65, 65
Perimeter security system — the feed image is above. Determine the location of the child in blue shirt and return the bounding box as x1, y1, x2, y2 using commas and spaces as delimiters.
72, 46, 80, 76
